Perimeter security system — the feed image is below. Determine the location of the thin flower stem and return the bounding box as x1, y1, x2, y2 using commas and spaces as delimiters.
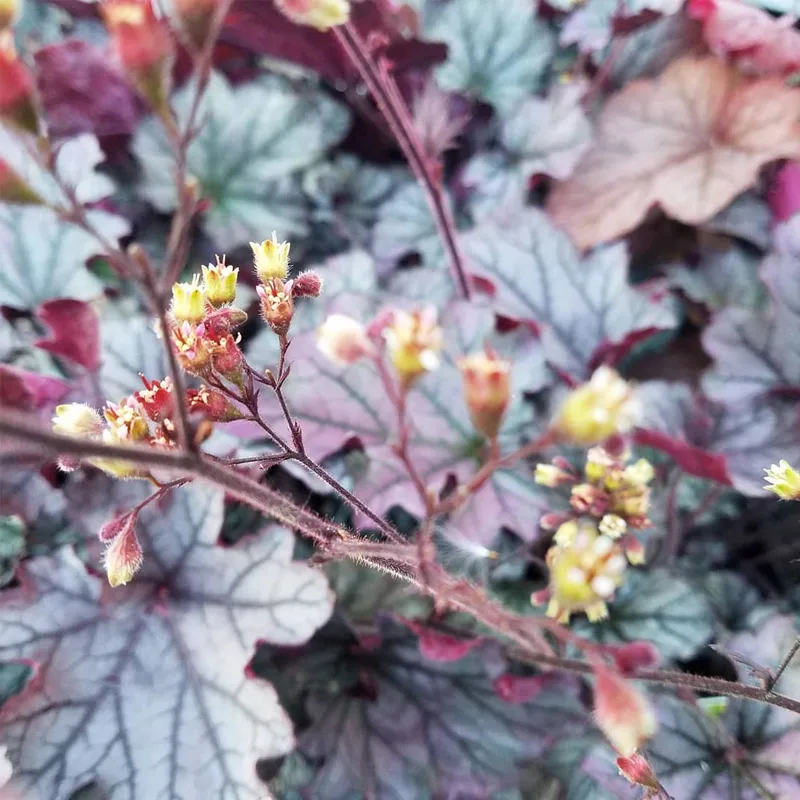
7, 411, 800, 717
768, 636, 800, 693
334, 23, 472, 300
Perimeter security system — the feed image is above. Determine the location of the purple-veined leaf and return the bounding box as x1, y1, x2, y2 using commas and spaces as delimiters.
648, 695, 800, 799
698, 571, 765, 633
704, 216, 800, 401
573, 569, 714, 661
0, 468, 66, 523
423, 0, 555, 116
132, 72, 350, 249
463, 209, 676, 379
0, 484, 333, 799
263, 616, 585, 800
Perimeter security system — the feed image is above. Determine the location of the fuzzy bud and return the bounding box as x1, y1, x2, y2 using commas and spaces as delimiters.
52, 403, 105, 439
257, 280, 294, 336
102, 515, 143, 587
458, 348, 511, 440
0, 159, 43, 205
275, 0, 350, 30
593, 663, 657, 757
187, 386, 243, 422
210, 334, 243, 380
201, 258, 238, 307
554, 366, 640, 445
617, 753, 660, 792
171, 275, 206, 323
102, 0, 174, 116
98, 512, 134, 543
88, 426, 149, 481
291, 270, 323, 298
764, 460, 800, 500
0, 40, 38, 134
384, 307, 443, 389
534, 463, 575, 487
317, 314, 375, 365
251, 232, 290, 282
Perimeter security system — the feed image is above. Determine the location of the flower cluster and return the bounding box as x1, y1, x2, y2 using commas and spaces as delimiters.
252, 233, 323, 337
764, 460, 800, 500
533, 444, 654, 622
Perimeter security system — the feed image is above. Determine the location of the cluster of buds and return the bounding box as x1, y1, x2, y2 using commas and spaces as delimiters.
0, 33, 38, 134
536, 442, 653, 566
252, 233, 322, 338
168, 257, 247, 382
101, 0, 175, 119
274, 0, 351, 31
553, 366, 640, 445
533, 518, 629, 623
764, 460, 800, 500
316, 306, 444, 390
52, 375, 240, 479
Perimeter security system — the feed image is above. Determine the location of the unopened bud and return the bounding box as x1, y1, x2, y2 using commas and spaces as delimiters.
98, 512, 134, 543
593, 662, 657, 756
187, 386, 243, 422
275, 0, 350, 31
458, 348, 511, 440
0, 159, 43, 205
102, 515, 143, 587
0, 40, 38, 133
257, 280, 294, 336
291, 270, 323, 298
617, 753, 660, 792
534, 463, 574, 487
570, 483, 609, 516
384, 307, 443, 389
201, 258, 238, 307
554, 366, 640, 445
210, 334, 243, 380
317, 314, 375, 365
764, 460, 800, 500
171, 275, 206, 323
52, 403, 104, 439
251, 232, 290, 282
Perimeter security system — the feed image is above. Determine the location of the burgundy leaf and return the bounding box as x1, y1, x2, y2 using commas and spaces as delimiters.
633, 428, 731, 484
35, 40, 141, 140
398, 617, 483, 662
34, 298, 101, 372
0, 364, 70, 411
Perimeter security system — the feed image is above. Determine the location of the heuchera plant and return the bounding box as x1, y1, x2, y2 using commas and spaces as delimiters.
1, 0, 800, 797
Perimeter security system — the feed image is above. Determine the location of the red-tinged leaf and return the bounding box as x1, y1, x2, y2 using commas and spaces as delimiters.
589, 326, 665, 371
769, 161, 800, 225
608, 641, 661, 676
34, 298, 100, 372
34, 40, 141, 140
463, 210, 676, 380
689, 0, 800, 76
548, 55, 800, 249
222, 0, 446, 84
0, 365, 70, 411
633, 428, 731, 484
398, 617, 483, 662
0, 484, 334, 798
493, 673, 551, 704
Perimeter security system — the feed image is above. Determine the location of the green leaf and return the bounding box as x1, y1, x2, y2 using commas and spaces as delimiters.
425, 0, 555, 115
0, 660, 34, 710
133, 72, 350, 249
574, 569, 714, 661
0, 516, 25, 588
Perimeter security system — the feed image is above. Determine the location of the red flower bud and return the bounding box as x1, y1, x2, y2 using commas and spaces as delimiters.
211, 334, 243, 380
187, 386, 243, 422
0, 43, 38, 133
134, 375, 174, 422
102, 516, 143, 587
98, 511, 135, 542
257, 280, 294, 337
291, 270, 323, 298
616, 753, 660, 792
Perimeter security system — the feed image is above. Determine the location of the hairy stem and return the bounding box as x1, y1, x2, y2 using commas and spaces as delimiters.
334, 23, 472, 300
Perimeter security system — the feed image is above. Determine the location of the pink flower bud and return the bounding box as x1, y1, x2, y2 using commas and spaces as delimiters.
592, 662, 657, 756
187, 386, 243, 422
458, 347, 511, 440
616, 753, 660, 792
98, 512, 135, 542
291, 270, 323, 298
316, 314, 375, 365
102, 516, 143, 587
609, 642, 660, 676
210, 334, 243, 379
257, 280, 294, 337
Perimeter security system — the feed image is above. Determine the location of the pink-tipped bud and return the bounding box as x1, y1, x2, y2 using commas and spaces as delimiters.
98, 512, 135, 543
593, 662, 657, 756
458, 347, 512, 440
291, 270, 323, 298
102, 516, 143, 587
616, 753, 660, 792
316, 314, 375, 365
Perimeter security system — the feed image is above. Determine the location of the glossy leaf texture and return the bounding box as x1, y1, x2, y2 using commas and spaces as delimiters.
0, 484, 333, 799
